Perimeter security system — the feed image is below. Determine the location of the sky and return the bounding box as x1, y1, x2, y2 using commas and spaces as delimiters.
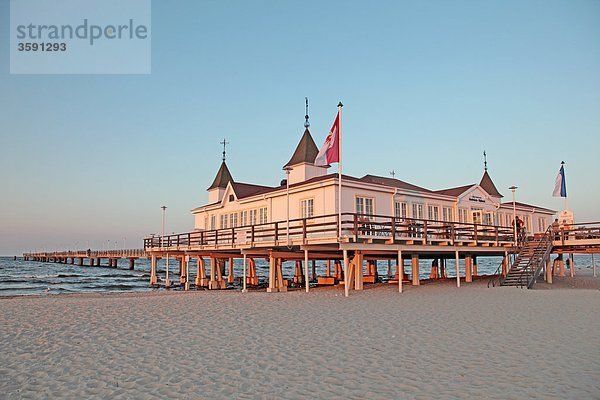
1, 0, 599, 255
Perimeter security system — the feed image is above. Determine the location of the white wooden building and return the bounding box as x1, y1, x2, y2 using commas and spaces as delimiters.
192, 128, 555, 234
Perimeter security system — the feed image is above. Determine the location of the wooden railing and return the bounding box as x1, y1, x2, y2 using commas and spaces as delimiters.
143, 213, 516, 250
24, 249, 148, 258
553, 222, 600, 244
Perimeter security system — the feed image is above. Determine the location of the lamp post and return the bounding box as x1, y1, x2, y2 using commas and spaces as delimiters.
283, 166, 292, 247
509, 186, 518, 246
161, 205, 167, 248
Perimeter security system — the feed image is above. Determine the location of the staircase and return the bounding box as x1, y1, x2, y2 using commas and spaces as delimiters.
501, 227, 553, 289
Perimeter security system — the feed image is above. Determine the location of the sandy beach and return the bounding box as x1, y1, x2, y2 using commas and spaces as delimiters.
1, 268, 598, 399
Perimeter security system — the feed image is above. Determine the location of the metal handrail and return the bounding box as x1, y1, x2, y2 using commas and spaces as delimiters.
516, 226, 553, 288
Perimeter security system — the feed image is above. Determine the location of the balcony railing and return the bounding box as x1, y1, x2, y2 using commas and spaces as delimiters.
144, 213, 516, 250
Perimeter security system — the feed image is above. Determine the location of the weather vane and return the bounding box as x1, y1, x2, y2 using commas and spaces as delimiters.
483, 150, 487, 171
390, 170, 396, 179
220, 138, 229, 162
304, 97, 310, 129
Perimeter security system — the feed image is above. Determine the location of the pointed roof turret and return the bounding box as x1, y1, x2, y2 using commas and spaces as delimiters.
284, 128, 320, 168
479, 170, 502, 198
207, 161, 234, 190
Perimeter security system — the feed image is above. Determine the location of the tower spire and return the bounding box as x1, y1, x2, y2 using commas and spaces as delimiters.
304, 97, 310, 129
220, 138, 229, 162
483, 150, 488, 171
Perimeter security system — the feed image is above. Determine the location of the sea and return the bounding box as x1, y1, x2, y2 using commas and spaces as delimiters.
0, 254, 596, 297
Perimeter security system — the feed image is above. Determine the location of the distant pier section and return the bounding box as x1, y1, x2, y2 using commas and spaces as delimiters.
23, 249, 148, 269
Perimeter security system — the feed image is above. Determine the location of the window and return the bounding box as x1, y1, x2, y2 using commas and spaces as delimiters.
442, 207, 453, 222
356, 196, 373, 218
483, 212, 492, 226
394, 202, 407, 220
249, 209, 257, 225
229, 194, 235, 202
301, 198, 314, 219
427, 205, 439, 221
220, 214, 228, 229
458, 208, 468, 223
230, 213, 238, 228
240, 210, 247, 226
259, 207, 268, 224
210, 215, 216, 230
538, 217, 545, 232
412, 203, 423, 219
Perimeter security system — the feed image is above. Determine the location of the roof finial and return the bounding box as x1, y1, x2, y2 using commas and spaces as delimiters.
390, 170, 396, 179
483, 150, 488, 171
220, 138, 229, 162
304, 97, 310, 129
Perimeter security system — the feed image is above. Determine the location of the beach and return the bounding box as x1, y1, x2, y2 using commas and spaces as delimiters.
1, 268, 598, 399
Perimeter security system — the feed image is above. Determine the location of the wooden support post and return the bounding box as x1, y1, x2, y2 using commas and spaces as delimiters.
248, 258, 258, 286
343, 250, 350, 297
592, 253, 597, 278
129, 258, 135, 270
150, 255, 157, 285
569, 254, 575, 277
411, 254, 420, 286
79, 258, 84, 266
429, 259, 439, 279
304, 250, 310, 293
179, 257, 187, 284
184, 256, 189, 291
195, 257, 208, 287
465, 254, 473, 283
227, 257, 235, 284
326, 260, 331, 277
209, 257, 218, 289
277, 258, 287, 292
354, 251, 363, 291
441, 259, 447, 278
242, 254, 248, 293
215, 258, 225, 288
472, 256, 478, 277
387, 259, 392, 278
311, 260, 316, 281
502, 251, 508, 277
398, 250, 403, 293
546, 258, 552, 284
165, 254, 170, 289
267, 254, 277, 293
293, 261, 304, 285
455, 250, 461, 288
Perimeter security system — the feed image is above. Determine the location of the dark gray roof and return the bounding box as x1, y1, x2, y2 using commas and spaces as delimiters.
479, 170, 503, 198
434, 184, 476, 197
284, 129, 319, 168
207, 161, 234, 190
360, 175, 434, 193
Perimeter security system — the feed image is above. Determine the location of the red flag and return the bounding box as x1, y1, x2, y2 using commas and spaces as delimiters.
314, 111, 340, 166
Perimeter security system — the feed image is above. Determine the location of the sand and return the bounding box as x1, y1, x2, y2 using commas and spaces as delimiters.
1, 268, 598, 399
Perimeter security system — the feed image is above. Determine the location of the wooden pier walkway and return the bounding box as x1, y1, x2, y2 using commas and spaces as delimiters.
22, 217, 599, 293
23, 249, 149, 269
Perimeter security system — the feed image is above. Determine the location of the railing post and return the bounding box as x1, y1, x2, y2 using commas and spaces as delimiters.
251, 225, 255, 246
353, 214, 358, 242
423, 220, 428, 244
200, 231, 204, 246
302, 219, 307, 244
215, 230, 219, 246
495, 227, 499, 245
274, 222, 279, 244
390, 216, 396, 241
187, 233, 191, 247
474, 224, 478, 244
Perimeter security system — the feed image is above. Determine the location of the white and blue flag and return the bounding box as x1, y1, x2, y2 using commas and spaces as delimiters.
552, 163, 567, 197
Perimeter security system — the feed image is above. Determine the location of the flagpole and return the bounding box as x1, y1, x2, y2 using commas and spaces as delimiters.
337, 102, 343, 239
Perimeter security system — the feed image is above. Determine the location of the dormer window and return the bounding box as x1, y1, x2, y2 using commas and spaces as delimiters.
229, 194, 235, 202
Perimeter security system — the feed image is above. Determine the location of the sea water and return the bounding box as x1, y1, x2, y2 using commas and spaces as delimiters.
1, 254, 596, 296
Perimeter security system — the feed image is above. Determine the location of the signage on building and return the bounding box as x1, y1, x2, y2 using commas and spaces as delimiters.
468, 195, 486, 203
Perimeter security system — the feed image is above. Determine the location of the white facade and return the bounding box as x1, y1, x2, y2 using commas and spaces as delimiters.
193, 131, 555, 235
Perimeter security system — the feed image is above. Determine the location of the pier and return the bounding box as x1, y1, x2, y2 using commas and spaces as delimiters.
23, 249, 148, 270
22, 220, 599, 294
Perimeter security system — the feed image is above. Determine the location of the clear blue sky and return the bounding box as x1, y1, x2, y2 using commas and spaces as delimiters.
1, 0, 599, 255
